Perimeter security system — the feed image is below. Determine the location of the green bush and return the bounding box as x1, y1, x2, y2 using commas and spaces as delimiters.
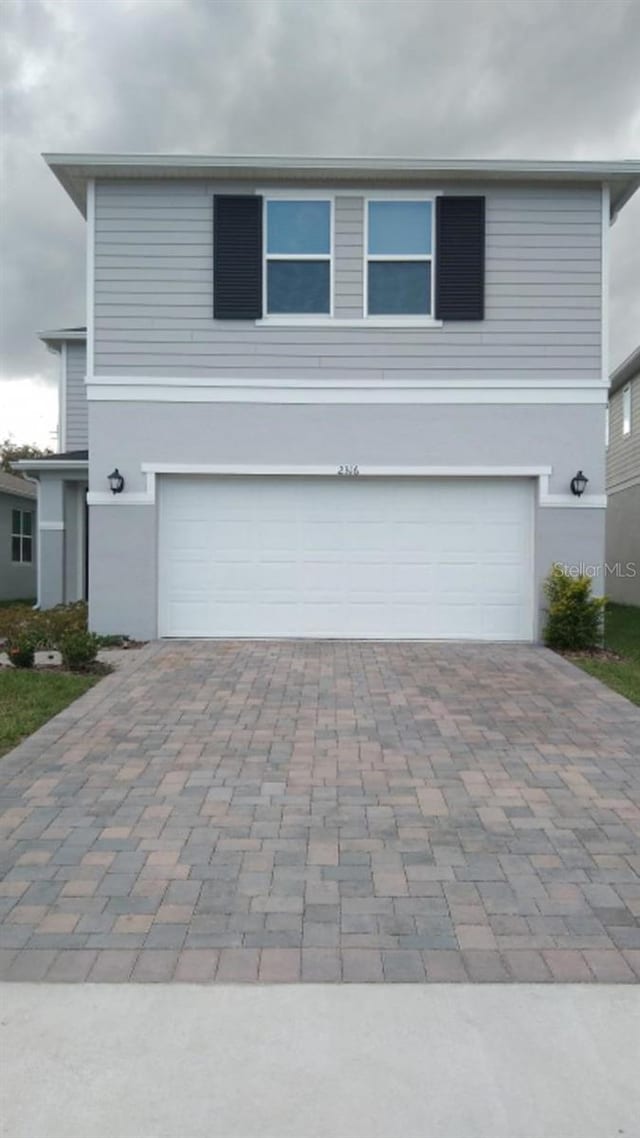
0, 600, 88, 649
39, 602, 88, 648
5, 633, 36, 669
58, 630, 100, 672
543, 564, 605, 651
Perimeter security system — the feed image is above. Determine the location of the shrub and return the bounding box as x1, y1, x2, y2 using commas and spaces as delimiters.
58, 630, 100, 672
39, 602, 88, 648
543, 564, 605, 651
0, 601, 89, 651
6, 634, 36, 669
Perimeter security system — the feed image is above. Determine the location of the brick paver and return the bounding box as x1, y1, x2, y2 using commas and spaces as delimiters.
1, 640, 639, 982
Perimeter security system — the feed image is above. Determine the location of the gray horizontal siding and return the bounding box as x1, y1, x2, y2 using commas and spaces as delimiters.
607, 374, 640, 492
94, 180, 602, 379
65, 341, 88, 449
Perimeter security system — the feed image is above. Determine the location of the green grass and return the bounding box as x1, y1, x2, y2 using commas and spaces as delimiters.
574, 602, 640, 705
0, 670, 98, 757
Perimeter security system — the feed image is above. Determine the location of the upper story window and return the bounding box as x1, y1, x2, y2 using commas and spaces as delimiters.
265, 199, 331, 315
622, 384, 631, 436
366, 200, 433, 317
11, 509, 33, 564
213, 191, 484, 324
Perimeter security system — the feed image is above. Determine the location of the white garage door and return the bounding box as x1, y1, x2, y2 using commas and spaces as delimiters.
158, 476, 533, 640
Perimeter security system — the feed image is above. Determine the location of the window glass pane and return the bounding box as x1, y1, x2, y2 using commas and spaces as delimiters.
11, 509, 21, 535
267, 260, 330, 314
368, 201, 432, 255
267, 201, 330, 255
11, 536, 21, 562
22, 537, 32, 564
368, 262, 431, 315
22, 512, 33, 536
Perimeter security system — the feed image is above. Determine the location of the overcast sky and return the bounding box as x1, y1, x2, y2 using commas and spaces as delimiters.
1, 0, 639, 446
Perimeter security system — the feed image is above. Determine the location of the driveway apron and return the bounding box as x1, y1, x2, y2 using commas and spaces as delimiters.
1, 640, 639, 983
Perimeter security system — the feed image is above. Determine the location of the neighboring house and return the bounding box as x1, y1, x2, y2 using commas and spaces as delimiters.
20, 328, 88, 609
18, 154, 640, 641
0, 471, 37, 602
606, 345, 640, 605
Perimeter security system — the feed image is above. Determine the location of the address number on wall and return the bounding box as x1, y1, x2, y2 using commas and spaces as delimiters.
337, 465, 360, 477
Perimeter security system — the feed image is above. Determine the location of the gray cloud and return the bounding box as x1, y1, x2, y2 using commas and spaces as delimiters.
1, 0, 639, 391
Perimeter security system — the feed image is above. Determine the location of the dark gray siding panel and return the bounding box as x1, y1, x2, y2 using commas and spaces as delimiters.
607, 374, 640, 493
65, 341, 88, 449
94, 180, 602, 379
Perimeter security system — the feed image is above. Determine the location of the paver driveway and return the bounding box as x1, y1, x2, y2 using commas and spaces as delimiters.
1, 641, 639, 983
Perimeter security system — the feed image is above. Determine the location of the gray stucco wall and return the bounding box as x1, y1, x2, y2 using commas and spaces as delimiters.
36, 474, 87, 609
89, 505, 156, 639
65, 341, 88, 450
87, 400, 606, 640
0, 492, 36, 601
93, 180, 602, 380
605, 484, 640, 604
89, 401, 606, 495
63, 482, 86, 603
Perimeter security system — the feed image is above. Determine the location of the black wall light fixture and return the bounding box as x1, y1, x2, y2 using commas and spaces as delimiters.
570, 470, 588, 497
108, 468, 125, 494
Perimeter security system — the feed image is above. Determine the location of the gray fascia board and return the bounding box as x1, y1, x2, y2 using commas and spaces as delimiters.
38, 328, 86, 349
42, 153, 640, 218
15, 459, 88, 473
610, 345, 640, 394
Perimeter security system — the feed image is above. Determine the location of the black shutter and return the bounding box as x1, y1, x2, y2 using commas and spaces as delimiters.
213, 195, 263, 319
435, 196, 485, 321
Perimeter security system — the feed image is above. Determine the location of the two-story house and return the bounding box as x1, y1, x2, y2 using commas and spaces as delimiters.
20, 155, 639, 641
606, 345, 640, 605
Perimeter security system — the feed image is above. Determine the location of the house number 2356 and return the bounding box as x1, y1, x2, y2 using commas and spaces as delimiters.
337, 465, 360, 476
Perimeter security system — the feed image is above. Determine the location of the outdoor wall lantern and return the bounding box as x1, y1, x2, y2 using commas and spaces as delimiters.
108, 468, 125, 495
570, 470, 588, 497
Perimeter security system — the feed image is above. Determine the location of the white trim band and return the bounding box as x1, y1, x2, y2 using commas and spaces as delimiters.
86, 178, 95, 379
86, 377, 608, 406
141, 462, 553, 478
39, 521, 65, 531
86, 492, 154, 506
85, 465, 606, 511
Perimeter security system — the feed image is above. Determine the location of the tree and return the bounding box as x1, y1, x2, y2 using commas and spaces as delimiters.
1, 437, 53, 476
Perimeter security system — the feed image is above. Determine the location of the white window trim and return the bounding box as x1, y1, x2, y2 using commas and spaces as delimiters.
622, 383, 631, 436
364, 192, 438, 322
11, 508, 34, 564
254, 316, 443, 328
262, 196, 334, 319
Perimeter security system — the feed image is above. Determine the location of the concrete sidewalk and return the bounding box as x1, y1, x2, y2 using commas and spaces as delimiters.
1, 984, 638, 1138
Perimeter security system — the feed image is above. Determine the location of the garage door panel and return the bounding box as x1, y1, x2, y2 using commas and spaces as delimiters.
158, 476, 533, 640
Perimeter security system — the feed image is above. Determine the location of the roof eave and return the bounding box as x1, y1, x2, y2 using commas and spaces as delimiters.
43, 153, 640, 219
15, 459, 88, 473
610, 346, 640, 394
38, 328, 87, 349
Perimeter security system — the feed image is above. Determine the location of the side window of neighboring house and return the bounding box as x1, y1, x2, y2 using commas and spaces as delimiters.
11, 509, 33, 564
212, 192, 485, 323
622, 384, 631, 436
